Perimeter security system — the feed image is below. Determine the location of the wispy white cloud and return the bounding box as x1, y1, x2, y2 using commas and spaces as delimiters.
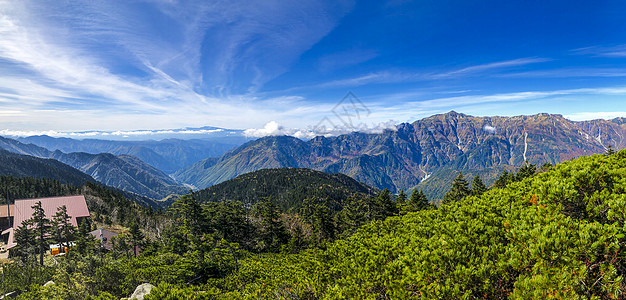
244, 120, 398, 139
564, 112, 626, 121
572, 45, 626, 57
0, 0, 354, 132
318, 49, 379, 72
0, 127, 228, 139
499, 68, 626, 78
309, 57, 549, 89
432, 57, 550, 79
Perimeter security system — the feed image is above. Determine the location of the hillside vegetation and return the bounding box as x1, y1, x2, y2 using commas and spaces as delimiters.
193, 168, 378, 212
0, 149, 95, 186
0, 136, 187, 199
9, 149, 626, 299
203, 150, 626, 298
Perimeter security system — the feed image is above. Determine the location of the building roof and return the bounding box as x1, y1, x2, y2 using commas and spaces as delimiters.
13, 195, 89, 228
5, 195, 90, 249
90, 228, 119, 250
0, 204, 14, 219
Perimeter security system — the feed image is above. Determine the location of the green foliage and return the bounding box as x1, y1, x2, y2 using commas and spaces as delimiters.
195, 149, 626, 298
402, 189, 431, 213
441, 172, 470, 205
471, 175, 487, 196
0, 176, 80, 204
52, 205, 76, 254
30, 201, 52, 266
300, 197, 335, 247
128, 221, 145, 257
193, 167, 378, 213
251, 197, 289, 253
204, 200, 253, 248
13, 149, 626, 299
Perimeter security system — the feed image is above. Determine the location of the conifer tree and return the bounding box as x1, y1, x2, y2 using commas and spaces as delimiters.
13, 220, 36, 263
75, 219, 96, 255
471, 175, 487, 196
515, 161, 537, 181
374, 189, 397, 220
407, 189, 430, 211
129, 221, 145, 257
30, 201, 52, 266
605, 144, 616, 156
493, 170, 511, 189
52, 205, 75, 254
252, 197, 288, 252
396, 190, 407, 205
442, 172, 470, 205
301, 197, 335, 246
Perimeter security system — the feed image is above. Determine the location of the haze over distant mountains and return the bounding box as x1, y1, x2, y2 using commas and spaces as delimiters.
0, 136, 188, 199
175, 112, 626, 199
2, 111, 625, 202
16, 135, 249, 174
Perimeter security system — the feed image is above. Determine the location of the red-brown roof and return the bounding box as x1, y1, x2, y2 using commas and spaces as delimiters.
13, 195, 89, 228
0, 204, 14, 218
90, 228, 119, 250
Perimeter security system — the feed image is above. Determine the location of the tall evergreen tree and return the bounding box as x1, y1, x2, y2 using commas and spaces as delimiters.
52, 205, 75, 254
471, 175, 487, 196
301, 197, 335, 246
169, 194, 209, 255
13, 220, 36, 263
252, 197, 289, 252
205, 200, 252, 247
515, 161, 537, 181
493, 170, 511, 189
442, 172, 470, 205
605, 144, 616, 156
335, 195, 369, 237
75, 219, 96, 255
406, 189, 430, 212
128, 221, 145, 257
30, 201, 52, 266
396, 189, 408, 213
396, 190, 407, 205
373, 189, 397, 220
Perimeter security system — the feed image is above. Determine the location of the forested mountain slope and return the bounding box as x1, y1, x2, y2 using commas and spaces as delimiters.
190, 149, 626, 298
193, 168, 378, 212
0, 149, 95, 186
17, 135, 246, 173
0, 136, 186, 199
176, 112, 626, 199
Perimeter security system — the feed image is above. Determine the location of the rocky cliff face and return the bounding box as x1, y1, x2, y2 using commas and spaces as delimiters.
175, 112, 626, 198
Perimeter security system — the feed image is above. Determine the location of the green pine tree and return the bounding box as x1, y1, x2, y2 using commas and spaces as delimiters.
471, 175, 487, 196
30, 201, 52, 266
52, 205, 75, 254
493, 170, 511, 189
128, 221, 145, 257
252, 197, 289, 252
442, 172, 470, 205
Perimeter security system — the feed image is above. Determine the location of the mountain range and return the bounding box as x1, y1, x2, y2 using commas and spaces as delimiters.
17, 135, 248, 174
0, 136, 187, 199
175, 112, 626, 199
0, 149, 96, 187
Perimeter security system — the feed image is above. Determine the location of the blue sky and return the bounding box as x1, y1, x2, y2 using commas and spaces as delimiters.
1, 0, 626, 138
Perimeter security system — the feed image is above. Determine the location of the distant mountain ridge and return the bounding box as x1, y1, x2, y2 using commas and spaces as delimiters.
193, 168, 378, 212
175, 112, 626, 199
0, 149, 96, 186
0, 136, 187, 199
17, 135, 248, 174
